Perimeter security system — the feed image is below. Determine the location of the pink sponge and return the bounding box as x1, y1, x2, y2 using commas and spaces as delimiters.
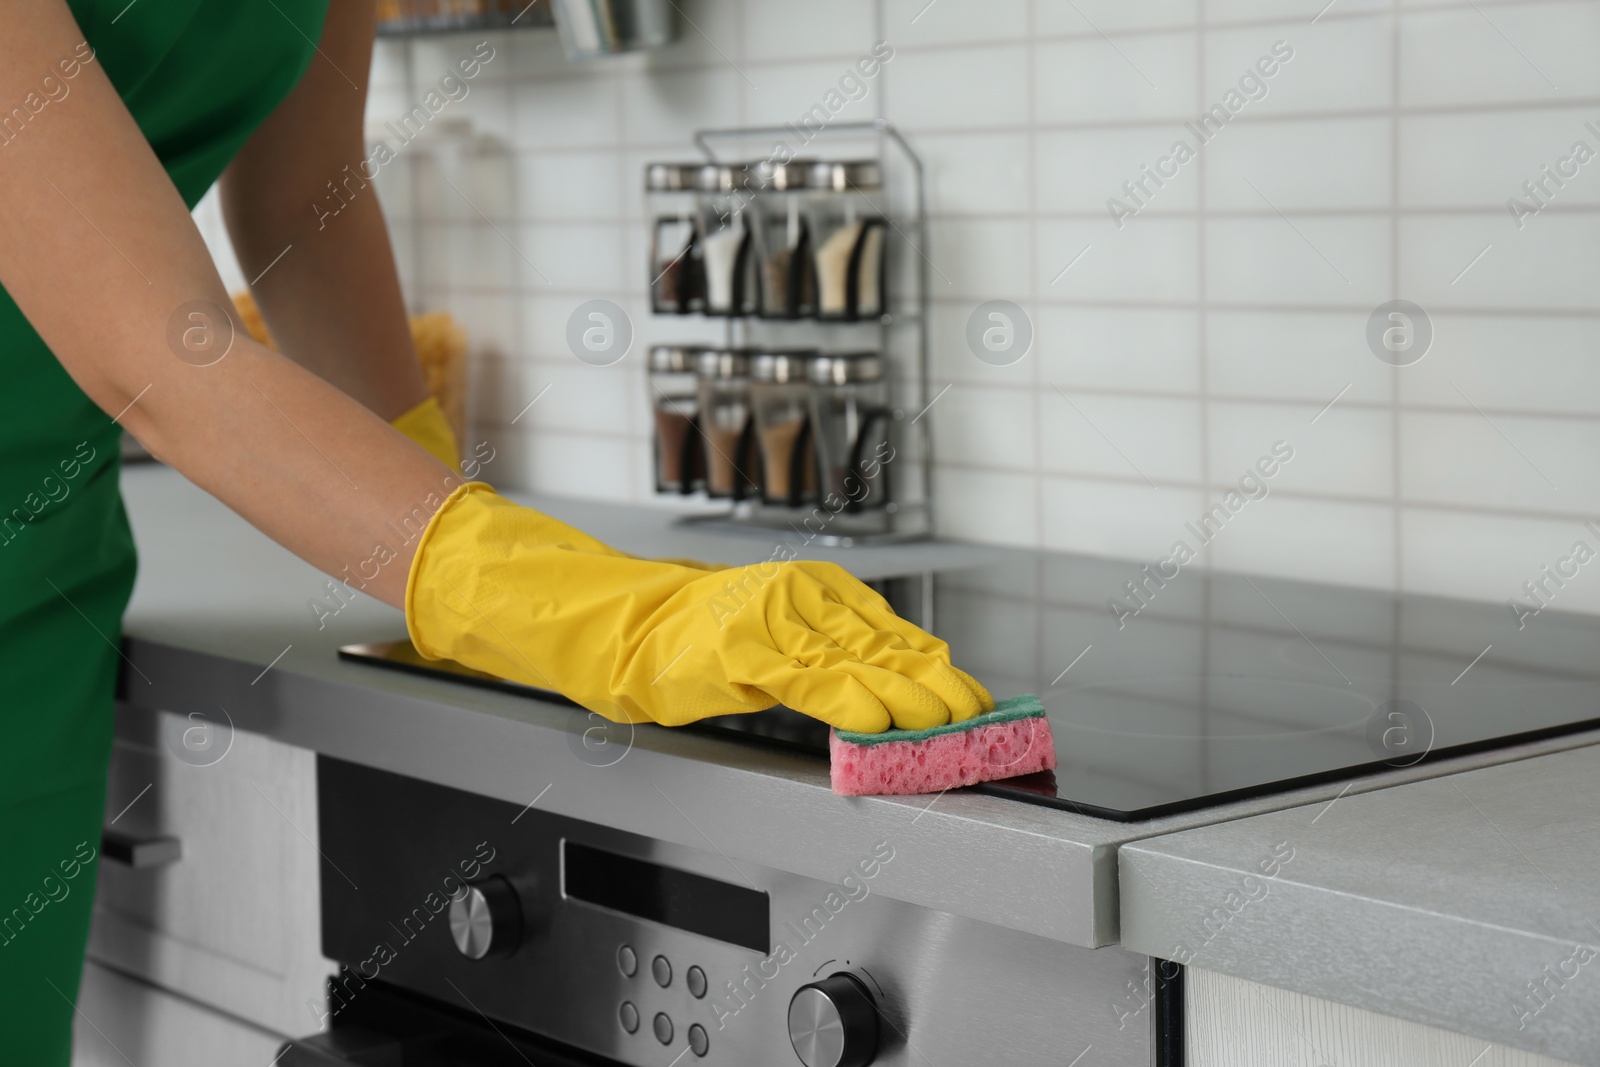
829, 695, 1055, 796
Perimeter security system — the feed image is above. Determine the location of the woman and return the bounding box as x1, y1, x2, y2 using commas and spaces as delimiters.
0, 3, 991, 1059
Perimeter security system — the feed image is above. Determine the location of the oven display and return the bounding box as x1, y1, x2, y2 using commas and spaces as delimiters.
563, 840, 770, 952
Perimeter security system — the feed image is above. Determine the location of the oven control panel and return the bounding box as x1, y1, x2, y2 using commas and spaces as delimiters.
315, 757, 1157, 1066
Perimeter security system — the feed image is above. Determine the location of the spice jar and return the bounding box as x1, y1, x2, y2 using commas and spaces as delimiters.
748, 349, 820, 506
696, 163, 754, 317
646, 163, 702, 314
809, 352, 892, 511
696, 348, 757, 499
748, 160, 815, 319
805, 161, 887, 321
648, 345, 702, 494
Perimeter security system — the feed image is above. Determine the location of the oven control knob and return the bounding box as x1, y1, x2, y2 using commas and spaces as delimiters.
787, 973, 878, 1067
448, 876, 522, 960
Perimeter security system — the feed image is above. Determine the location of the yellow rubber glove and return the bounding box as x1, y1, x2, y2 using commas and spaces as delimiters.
405, 483, 993, 732
391, 395, 461, 472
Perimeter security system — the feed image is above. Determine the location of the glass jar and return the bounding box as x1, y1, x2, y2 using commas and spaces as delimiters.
748, 349, 820, 507
695, 163, 755, 317
695, 348, 757, 499
748, 160, 815, 319
645, 163, 702, 315
809, 352, 892, 511
648, 345, 702, 494
805, 161, 887, 321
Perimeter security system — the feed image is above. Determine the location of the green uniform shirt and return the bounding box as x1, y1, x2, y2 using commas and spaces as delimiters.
0, 2, 327, 1060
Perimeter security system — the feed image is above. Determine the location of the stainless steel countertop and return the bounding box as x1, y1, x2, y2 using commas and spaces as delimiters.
1120, 743, 1600, 1063
119, 463, 1600, 952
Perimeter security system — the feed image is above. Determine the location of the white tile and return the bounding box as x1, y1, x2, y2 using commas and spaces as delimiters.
457, 293, 521, 359
928, 218, 1034, 299
1204, 116, 1391, 210
517, 223, 626, 294
932, 467, 1038, 547
1400, 409, 1596, 514
1038, 217, 1199, 303
492, 357, 644, 435
520, 294, 576, 357
369, 39, 410, 89
885, 43, 1030, 129
515, 151, 623, 221
738, 60, 876, 128
1039, 392, 1204, 483
885, 0, 1028, 46
1035, 0, 1197, 35
929, 301, 1036, 387
513, 428, 644, 502
1036, 306, 1202, 394
1401, 213, 1600, 311
1208, 400, 1394, 499
1206, 496, 1396, 590
510, 73, 620, 149
506, 26, 575, 79
448, 82, 514, 147
743, 0, 875, 61
622, 67, 741, 145
1398, 313, 1600, 417
1036, 33, 1197, 124
1205, 215, 1389, 307
917, 131, 1031, 215
1207, 310, 1393, 404
1207, 0, 1385, 21
1036, 127, 1201, 216
1401, 4, 1600, 110
1040, 477, 1206, 560
1400, 108, 1600, 210
931, 385, 1036, 470
1401, 506, 1600, 615
1205, 18, 1392, 117
410, 34, 511, 86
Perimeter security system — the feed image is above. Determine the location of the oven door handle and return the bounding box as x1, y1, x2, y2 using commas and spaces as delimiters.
100, 828, 181, 869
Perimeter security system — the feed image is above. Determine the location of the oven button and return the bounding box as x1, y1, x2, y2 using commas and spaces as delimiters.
788, 973, 879, 1067
652, 954, 672, 987
619, 1002, 639, 1034
686, 965, 707, 998
653, 1012, 674, 1045
447, 877, 522, 960
617, 944, 638, 977
688, 1023, 709, 1057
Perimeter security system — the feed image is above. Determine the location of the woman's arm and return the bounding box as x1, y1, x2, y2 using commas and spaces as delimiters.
218, 1, 428, 422
0, 1, 448, 608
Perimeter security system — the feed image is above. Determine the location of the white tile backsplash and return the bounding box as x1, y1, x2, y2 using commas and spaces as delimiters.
180, 0, 1600, 616
885, 43, 1031, 129
1035, 33, 1198, 125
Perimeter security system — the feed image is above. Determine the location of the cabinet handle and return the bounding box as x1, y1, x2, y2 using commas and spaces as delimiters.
101, 828, 182, 868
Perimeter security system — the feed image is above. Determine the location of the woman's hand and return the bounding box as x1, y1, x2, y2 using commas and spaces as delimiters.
407, 485, 994, 732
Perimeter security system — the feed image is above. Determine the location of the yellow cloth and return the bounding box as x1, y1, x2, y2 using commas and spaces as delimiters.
391, 395, 461, 472
405, 484, 992, 733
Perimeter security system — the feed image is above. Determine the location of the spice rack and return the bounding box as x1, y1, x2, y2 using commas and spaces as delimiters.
644, 120, 933, 547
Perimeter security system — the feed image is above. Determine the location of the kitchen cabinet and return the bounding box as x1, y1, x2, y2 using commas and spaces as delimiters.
1188, 969, 1578, 1067
88, 703, 333, 1038
72, 961, 286, 1067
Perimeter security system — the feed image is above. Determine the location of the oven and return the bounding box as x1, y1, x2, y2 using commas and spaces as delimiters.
277, 756, 1180, 1066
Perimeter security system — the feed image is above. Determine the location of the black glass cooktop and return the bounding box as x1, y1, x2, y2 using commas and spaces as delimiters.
340, 550, 1600, 821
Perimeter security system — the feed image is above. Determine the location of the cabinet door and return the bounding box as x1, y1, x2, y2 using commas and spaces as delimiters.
73, 961, 287, 1067
1188, 968, 1580, 1067
88, 704, 335, 1037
